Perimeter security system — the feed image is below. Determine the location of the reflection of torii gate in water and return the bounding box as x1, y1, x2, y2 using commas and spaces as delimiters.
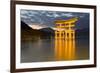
54, 17, 78, 61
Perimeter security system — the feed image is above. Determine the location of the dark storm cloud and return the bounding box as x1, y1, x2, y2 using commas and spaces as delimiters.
20, 9, 89, 29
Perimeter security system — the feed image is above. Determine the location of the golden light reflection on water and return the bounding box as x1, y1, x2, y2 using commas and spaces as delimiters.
55, 38, 76, 61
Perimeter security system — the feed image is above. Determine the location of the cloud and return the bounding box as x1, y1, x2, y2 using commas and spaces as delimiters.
53, 13, 60, 18
20, 10, 29, 15
61, 13, 74, 17
45, 12, 80, 18
46, 14, 52, 17
20, 9, 89, 29
21, 15, 29, 19
28, 23, 47, 29
28, 11, 38, 15
21, 10, 44, 24
45, 11, 60, 18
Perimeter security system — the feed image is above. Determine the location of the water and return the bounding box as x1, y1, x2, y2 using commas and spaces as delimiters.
21, 36, 89, 63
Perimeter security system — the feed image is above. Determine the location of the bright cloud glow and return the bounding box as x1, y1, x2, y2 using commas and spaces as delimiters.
28, 24, 47, 29
61, 13, 74, 17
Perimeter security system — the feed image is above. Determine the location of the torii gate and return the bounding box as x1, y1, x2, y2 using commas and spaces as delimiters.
55, 17, 78, 39
54, 17, 78, 60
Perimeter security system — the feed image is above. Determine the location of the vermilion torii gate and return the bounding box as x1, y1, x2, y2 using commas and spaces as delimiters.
55, 17, 78, 39
54, 17, 78, 60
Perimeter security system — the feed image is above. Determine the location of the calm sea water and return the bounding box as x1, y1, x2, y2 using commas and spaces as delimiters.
21, 37, 89, 63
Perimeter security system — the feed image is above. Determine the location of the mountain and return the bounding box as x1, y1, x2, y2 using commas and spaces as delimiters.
21, 21, 43, 36
21, 21, 54, 37
76, 28, 89, 34
39, 27, 54, 35
21, 21, 33, 30
76, 28, 89, 39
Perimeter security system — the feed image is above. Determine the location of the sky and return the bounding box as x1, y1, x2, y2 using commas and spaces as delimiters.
20, 9, 90, 29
